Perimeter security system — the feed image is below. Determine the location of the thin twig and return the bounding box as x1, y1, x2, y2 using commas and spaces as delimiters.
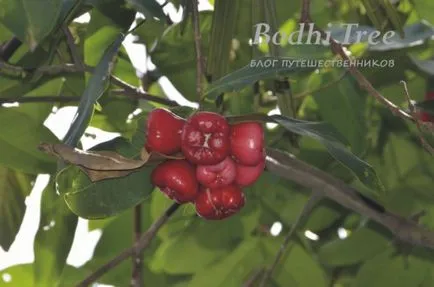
0, 96, 81, 104
76, 203, 180, 287
0, 61, 85, 75
300, 0, 312, 23
401, 80, 434, 155
62, 26, 85, 69
0, 91, 177, 106
0, 61, 178, 106
109, 78, 178, 106
265, 148, 434, 249
316, 25, 413, 121
259, 192, 322, 287
131, 204, 143, 287
243, 268, 265, 287
191, 0, 204, 101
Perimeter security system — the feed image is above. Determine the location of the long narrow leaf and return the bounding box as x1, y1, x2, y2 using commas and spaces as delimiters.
63, 34, 124, 147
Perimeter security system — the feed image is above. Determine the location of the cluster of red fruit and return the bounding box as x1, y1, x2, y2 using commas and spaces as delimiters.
146, 109, 265, 220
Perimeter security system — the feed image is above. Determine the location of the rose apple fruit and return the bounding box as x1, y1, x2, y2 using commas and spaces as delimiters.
146, 108, 185, 155
230, 122, 264, 166
196, 157, 236, 189
181, 112, 230, 165
195, 185, 245, 220
151, 160, 198, 203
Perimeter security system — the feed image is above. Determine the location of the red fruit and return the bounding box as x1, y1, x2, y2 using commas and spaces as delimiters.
196, 157, 236, 189
195, 185, 245, 220
420, 92, 434, 122
181, 112, 230, 165
230, 122, 264, 166
420, 112, 432, 122
146, 108, 186, 155
151, 160, 198, 203
235, 160, 265, 187
426, 91, 434, 100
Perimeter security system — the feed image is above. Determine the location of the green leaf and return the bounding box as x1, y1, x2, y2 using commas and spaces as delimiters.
89, 0, 136, 29
56, 137, 153, 218
0, 264, 33, 287
205, 57, 313, 100
206, 0, 238, 80
150, 191, 196, 240
150, 12, 213, 101
133, 18, 166, 48
188, 238, 263, 287
254, 172, 342, 232
64, 33, 123, 147
311, 70, 366, 155
57, 164, 153, 219
90, 98, 137, 135
0, 167, 34, 251
91, 204, 153, 258
0, 0, 62, 50
271, 115, 384, 193
415, 2, 434, 26
355, 248, 430, 287
19, 79, 65, 123
262, 240, 329, 287
126, 0, 166, 19
0, 109, 58, 174
410, 56, 434, 77
33, 179, 78, 286
318, 225, 390, 267
326, 22, 434, 51
152, 224, 229, 274
381, 0, 405, 38
360, 0, 404, 38
369, 21, 434, 51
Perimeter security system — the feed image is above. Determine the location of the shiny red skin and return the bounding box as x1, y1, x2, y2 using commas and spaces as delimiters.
151, 160, 198, 203
235, 159, 265, 187
181, 112, 230, 165
195, 185, 245, 220
146, 108, 186, 155
230, 122, 265, 166
196, 157, 236, 189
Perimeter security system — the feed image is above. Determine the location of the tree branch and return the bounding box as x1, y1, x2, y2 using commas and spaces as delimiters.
0, 91, 177, 106
0, 96, 81, 104
0, 37, 22, 62
0, 61, 85, 76
243, 268, 265, 287
76, 203, 180, 287
265, 148, 434, 250
300, 0, 311, 23
0, 62, 178, 106
131, 204, 143, 287
62, 26, 85, 69
259, 192, 322, 287
297, 0, 414, 122
109, 77, 178, 106
191, 0, 204, 101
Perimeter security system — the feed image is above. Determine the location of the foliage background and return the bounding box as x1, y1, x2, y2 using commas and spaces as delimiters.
1, 0, 434, 286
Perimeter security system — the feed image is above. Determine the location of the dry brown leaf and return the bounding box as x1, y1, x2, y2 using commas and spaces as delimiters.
38, 142, 184, 182
39, 143, 145, 170
82, 168, 136, 182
